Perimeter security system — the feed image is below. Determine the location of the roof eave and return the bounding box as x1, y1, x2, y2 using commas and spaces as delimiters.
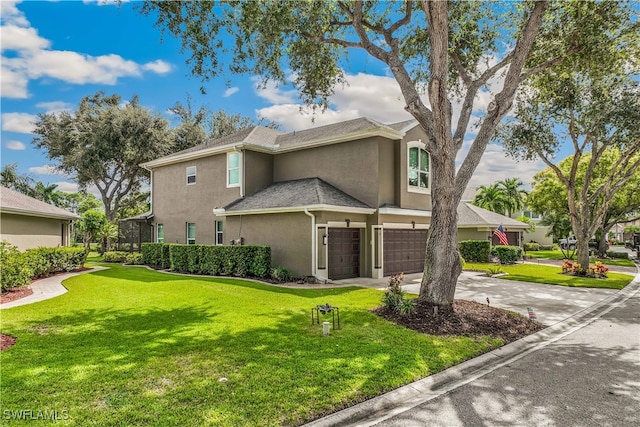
0, 206, 80, 220
214, 204, 376, 217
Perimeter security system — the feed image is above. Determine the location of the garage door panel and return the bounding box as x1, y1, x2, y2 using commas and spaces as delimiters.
384, 229, 428, 276
328, 228, 360, 280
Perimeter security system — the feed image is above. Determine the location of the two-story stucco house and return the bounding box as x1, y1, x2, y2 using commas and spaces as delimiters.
142, 117, 527, 280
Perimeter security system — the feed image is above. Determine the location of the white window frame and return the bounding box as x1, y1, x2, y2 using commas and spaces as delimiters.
156, 224, 164, 243
227, 151, 241, 188
186, 166, 197, 185
407, 141, 431, 194
186, 222, 196, 245
215, 220, 224, 245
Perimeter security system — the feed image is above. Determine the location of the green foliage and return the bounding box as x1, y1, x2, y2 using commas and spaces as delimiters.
125, 253, 144, 265
540, 244, 555, 251
606, 250, 629, 260
382, 273, 413, 315
167, 244, 271, 278
459, 240, 491, 263
523, 242, 540, 252
473, 183, 508, 215
271, 267, 293, 283
0, 243, 86, 290
486, 265, 505, 277
32, 91, 174, 221
491, 246, 523, 264
141, 243, 171, 268
103, 251, 130, 263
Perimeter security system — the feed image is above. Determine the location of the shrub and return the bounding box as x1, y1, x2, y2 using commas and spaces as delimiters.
103, 251, 130, 263
271, 267, 293, 283
0, 243, 86, 290
459, 240, 491, 263
125, 253, 144, 265
523, 242, 540, 252
167, 244, 271, 278
491, 245, 522, 264
382, 273, 414, 315
606, 250, 629, 260
486, 265, 505, 277
540, 244, 555, 251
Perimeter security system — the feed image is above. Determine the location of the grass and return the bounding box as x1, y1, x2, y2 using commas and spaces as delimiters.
464, 262, 634, 290
1, 264, 502, 426
525, 250, 635, 267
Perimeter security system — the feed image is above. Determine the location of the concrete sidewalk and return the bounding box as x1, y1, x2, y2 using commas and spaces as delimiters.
0, 267, 106, 309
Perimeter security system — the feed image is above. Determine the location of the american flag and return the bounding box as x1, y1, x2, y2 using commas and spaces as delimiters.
494, 224, 509, 245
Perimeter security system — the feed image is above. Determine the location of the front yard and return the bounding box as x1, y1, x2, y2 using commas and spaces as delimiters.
525, 249, 635, 267
464, 262, 634, 289
1, 264, 502, 426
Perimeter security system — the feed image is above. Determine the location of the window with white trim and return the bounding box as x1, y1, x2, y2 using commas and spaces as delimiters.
215, 220, 224, 245
157, 224, 164, 243
408, 143, 430, 192
186, 222, 196, 244
186, 166, 196, 185
227, 152, 240, 187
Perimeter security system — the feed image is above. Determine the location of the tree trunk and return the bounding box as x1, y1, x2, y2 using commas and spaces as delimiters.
598, 226, 609, 258
575, 228, 592, 273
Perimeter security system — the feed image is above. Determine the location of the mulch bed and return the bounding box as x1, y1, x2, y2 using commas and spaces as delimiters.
0, 334, 17, 351
0, 286, 33, 304
374, 299, 544, 343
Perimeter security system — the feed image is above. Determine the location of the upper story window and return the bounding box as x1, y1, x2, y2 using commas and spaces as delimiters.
186, 166, 196, 185
523, 210, 541, 220
227, 152, 240, 187
408, 142, 430, 192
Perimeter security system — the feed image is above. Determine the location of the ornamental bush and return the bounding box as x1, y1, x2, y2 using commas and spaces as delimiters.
166, 244, 271, 278
523, 242, 540, 252
103, 251, 130, 263
606, 250, 629, 260
458, 240, 491, 263
491, 245, 523, 264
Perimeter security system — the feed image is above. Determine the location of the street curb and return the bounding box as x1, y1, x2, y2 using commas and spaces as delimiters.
304, 268, 640, 427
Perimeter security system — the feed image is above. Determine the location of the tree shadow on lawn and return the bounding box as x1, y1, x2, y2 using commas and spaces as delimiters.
0, 304, 477, 426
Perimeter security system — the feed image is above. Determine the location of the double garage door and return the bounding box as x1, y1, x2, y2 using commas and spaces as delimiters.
383, 229, 428, 276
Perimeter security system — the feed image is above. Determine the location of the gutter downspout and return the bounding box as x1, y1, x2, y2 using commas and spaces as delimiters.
304, 208, 316, 278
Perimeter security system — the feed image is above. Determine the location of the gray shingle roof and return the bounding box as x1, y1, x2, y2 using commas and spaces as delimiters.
0, 186, 80, 220
457, 202, 528, 228
386, 119, 418, 131
224, 178, 372, 212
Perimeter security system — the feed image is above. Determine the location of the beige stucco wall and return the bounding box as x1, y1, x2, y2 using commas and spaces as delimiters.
244, 151, 273, 196
274, 137, 384, 208
225, 212, 312, 277
1, 213, 71, 250
522, 226, 554, 245
151, 155, 241, 244
457, 228, 490, 242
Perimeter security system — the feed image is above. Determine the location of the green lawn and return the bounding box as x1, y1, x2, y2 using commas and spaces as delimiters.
464, 262, 634, 289
1, 264, 501, 426
525, 250, 635, 267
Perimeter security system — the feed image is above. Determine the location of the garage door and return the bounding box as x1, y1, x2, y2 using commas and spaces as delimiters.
492, 231, 518, 246
328, 228, 360, 280
383, 229, 428, 276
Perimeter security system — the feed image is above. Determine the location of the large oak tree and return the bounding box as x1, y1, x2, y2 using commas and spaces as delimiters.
33, 92, 174, 222
141, 0, 634, 306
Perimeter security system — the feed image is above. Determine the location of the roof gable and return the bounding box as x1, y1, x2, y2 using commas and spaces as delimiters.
457, 202, 529, 228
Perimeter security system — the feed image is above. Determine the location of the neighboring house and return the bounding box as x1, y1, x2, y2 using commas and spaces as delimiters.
518, 208, 553, 246
142, 117, 525, 280
457, 202, 530, 246
0, 186, 79, 250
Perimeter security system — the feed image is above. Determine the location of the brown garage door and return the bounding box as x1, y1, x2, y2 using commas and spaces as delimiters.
492, 231, 518, 246
328, 228, 360, 280
384, 229, 428, 276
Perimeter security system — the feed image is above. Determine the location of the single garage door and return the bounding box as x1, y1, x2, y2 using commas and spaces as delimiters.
492, 231, 518, 246
328, 228, 360, 280
383, 229, 428, 276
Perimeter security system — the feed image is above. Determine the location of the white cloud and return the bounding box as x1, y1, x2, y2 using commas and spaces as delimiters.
1, 112, 36, 133
253, 77, 299, 104
51, 181, 79, 194
6, 140, 26, 150
223, 87, 239, 98
142, 59, 172, 74
28, 164, 60, 175
0, 2, 173, 99
36, 101, 73, 113
257, 104, 361, 132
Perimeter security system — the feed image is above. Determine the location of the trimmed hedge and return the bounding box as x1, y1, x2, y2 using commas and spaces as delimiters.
1, 242, 87, 290
103, 251, 130, 263
141, 243, 171, 269
606, 250, 629, 260
540, 244, 555, 251
141, 243, 271, 278
459, 240, 491, 263
491, 245, 523, 264
523, 242, 540, 252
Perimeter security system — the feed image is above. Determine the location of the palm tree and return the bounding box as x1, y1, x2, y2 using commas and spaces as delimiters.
473, 184, 509, 214
498, 177, 528, 217
33, 182, 62, 206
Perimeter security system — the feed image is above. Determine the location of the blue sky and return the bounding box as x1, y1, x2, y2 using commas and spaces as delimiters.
1, 0, 546, 195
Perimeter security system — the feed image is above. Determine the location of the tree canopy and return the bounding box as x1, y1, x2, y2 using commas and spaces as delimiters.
32, 92, 174, 222
140, 0, 637, 305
